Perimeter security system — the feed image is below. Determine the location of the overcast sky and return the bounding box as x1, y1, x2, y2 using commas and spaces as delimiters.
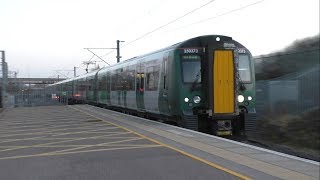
0, 0, 319, 78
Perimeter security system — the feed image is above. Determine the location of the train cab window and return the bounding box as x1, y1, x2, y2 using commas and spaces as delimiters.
181, 55, 201, 83
238, 55, 252, 82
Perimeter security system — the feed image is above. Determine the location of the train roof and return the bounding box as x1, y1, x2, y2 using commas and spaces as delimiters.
50, 35, 248, 85
119, 35, 234, 63
98, 35, 236, 69
48, 70, 100, 86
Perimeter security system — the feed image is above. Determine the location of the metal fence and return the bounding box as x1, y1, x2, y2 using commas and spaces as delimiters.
11, 88, 62, 107
249, 65, 320, 159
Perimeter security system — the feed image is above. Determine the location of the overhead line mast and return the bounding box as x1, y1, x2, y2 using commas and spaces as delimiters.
84, 39, 125, 65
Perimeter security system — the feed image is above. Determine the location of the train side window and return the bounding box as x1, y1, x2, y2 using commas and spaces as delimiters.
98, 77, 102, 91
101, 76, 107, 90
88, 78, 94, 91
164, 60, 167, 89
136, 73, 140, 91
127, 70, 135, 91
116, 73, 123, 90
111, 74, 117, 91
136, 64, 145, 92
146, 65, 160, 91
79, 79, 85, 91
106, 73, 111, 92
140, 74, 144, 90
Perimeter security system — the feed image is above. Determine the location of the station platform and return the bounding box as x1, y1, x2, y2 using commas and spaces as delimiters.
0, 105, 319, 180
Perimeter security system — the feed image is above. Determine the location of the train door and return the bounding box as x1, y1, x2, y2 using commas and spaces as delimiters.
100, 75, 107, 105
93, 74, 98, 103
159, 52, 170, 114
213, 50, 235, 113
136, 63, 145, 110
106, 73, 111, 105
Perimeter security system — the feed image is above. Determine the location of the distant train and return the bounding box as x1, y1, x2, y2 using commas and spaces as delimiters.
47, 35, 256, 136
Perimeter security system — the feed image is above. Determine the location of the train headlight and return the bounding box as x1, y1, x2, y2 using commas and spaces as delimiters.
237, 95, 245, 103
184, 97, 189, 103
248, 96, 253, 101
193, 96, 201, 104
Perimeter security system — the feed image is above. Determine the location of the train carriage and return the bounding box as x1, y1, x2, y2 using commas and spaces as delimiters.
48, 35, 256, 136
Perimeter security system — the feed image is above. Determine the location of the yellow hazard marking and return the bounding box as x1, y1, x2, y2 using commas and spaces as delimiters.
0, 132, 131, 153
0, 144, 161, 148
0, 109, 161, 158
0, 145, 162, 160
48, 137, 143, 154
69, 106, 252, 180
0, 126, 120, 138
50, 127, 120, 136
0, 135, 136, 143
0, 123, 111, 133
0, 136, 48, 144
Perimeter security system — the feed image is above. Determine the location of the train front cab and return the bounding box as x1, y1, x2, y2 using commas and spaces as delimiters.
178, 35, 255, 136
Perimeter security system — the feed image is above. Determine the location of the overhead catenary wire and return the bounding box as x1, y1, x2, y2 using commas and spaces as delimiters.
85, 48, 110, 66
162, 0, 264, 33
101, 0, 217, 58
121, 0, 216, 48
101, 0, 265, 60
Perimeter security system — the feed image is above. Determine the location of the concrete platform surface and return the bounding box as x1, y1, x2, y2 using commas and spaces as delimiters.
0, 105, 318, 180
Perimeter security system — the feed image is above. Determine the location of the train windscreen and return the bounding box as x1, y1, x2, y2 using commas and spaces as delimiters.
181, 55, 201, 83
238, 55, 251, 83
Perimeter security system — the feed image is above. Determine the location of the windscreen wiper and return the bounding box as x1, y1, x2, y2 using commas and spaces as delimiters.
238, 73, 246, 91
190, 70, 201, 92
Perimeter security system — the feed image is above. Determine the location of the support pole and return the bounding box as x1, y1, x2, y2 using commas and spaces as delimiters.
116, 40, 125, 63
1, 51, 7, 108
116, 40, 120, 63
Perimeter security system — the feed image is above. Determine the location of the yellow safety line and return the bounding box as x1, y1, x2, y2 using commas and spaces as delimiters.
70, 106, 252, 180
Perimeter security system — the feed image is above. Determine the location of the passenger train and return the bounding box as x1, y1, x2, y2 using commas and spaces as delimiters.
47, 35, 256, 136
